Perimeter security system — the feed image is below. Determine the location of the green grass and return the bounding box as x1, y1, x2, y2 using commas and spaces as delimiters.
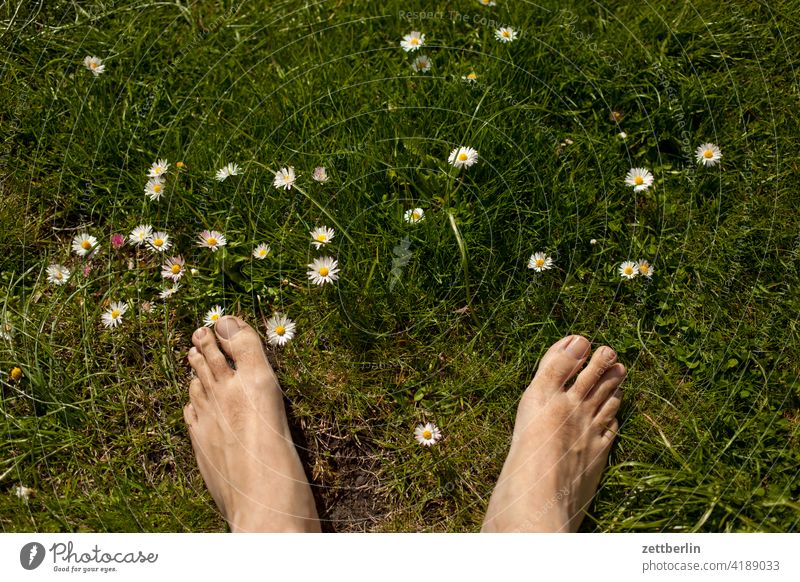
1, 0, 799, 532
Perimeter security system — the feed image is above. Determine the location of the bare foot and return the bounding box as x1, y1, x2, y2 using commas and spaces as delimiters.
482, 335, 625, 532
184, 316, 320, 532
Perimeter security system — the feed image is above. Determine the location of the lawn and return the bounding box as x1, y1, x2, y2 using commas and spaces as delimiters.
1, 0, 798, 532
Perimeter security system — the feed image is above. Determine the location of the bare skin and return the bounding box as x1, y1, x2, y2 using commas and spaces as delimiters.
482, 334, 625, 532
184, 316, 320, 532
183, 320, 622, 533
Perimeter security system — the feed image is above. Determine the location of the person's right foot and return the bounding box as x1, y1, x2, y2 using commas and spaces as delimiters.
184, 316, 320, 532
482, 335, 625, 532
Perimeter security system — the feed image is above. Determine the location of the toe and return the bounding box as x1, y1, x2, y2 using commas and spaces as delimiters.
532, 335, 591, 393
188, 347, 215, 388
588, 363, 626, 408
189, 377, 207, 409
183, 403, 198, 426
193, 326, 232, 379
595, 387, 622, 426
602, 417, 620, 441
214, 316, 271, 370
570, 345, 616, 399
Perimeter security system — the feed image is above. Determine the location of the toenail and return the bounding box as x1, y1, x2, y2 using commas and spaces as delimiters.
215, 316, 242, 340
565, 335, 590, 358
603, 347, 616, 361
196, 327, 207, 338
188, 346, 197, 357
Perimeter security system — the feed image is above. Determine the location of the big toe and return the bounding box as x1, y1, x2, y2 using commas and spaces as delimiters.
214, 316, 270, 369
532, 335, 591, 394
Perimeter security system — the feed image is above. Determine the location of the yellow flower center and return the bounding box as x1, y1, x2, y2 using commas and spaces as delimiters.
319, 267, 330, 277
90, 62, 97, 69
81, 240, 91, 249
410, 38, 419, 45
458, 152, 468, 161
171, 264, 181, 274
176, 161, 185, 168
153, 238, 164, 247
634, 176, 644, 185
55, 271, 63, 279
639, 264, 649, 274
153, 184, 162, 193
411, 212, 420, 221
703, 149, 714, 158
211, 313, 219, 321
111, 310, 120, 318
259, 250, 267, 257
275, 325, 286, 336
316, 234, 327, 242
422, 430, 432, 439
502, 30, 510, 37
467, 73, 477, 80
206, 237, 217, 246
11, 367, 22, 380
624, 266, 633, 275
535, 259, 545, 267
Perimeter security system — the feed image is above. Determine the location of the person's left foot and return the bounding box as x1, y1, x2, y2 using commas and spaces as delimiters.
184, 316, 320, 532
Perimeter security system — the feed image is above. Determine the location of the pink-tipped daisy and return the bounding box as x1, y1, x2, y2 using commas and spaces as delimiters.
197, 230, 227, 252
161, 255, 186, 282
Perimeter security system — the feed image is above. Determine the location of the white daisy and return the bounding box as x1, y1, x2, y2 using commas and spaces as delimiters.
266, 312, 296, 346
129, 224, 153, 246
461, 72, 478, 83
204, 305, 224, 327
495, 27, 518, 43
637, 259, 654, 278
146, 231, 171, 252
101, 301, 128, 328
619, 261, 639, 279
83, 56, 105, 76
158, 284, 181, 300
618, 131, 628, 140
527, 252, 554, 272
197, 230, 227, 252
312, 166, 329, 183
144, 178, 165, 201
479, 0, 497, 5
448, 146, 479, 168
147, 159, 169, 178
310, 226, 335, 249
404, 208, 425, 223
161, 255, 186, 282
624, 167, 654, 192
273, 166, 296, 190
414, 422, 442, 446
411, 55, 431, 73
72, 233, 100, 257
14, 485, 34, 499
0, 318, 12, 341
215, 162, 241, 182
46, 264, 71, 285
252, 243, 271, 260
307, 256, 339, 285
695, 142, 722, 166
400, 31, 425, 52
